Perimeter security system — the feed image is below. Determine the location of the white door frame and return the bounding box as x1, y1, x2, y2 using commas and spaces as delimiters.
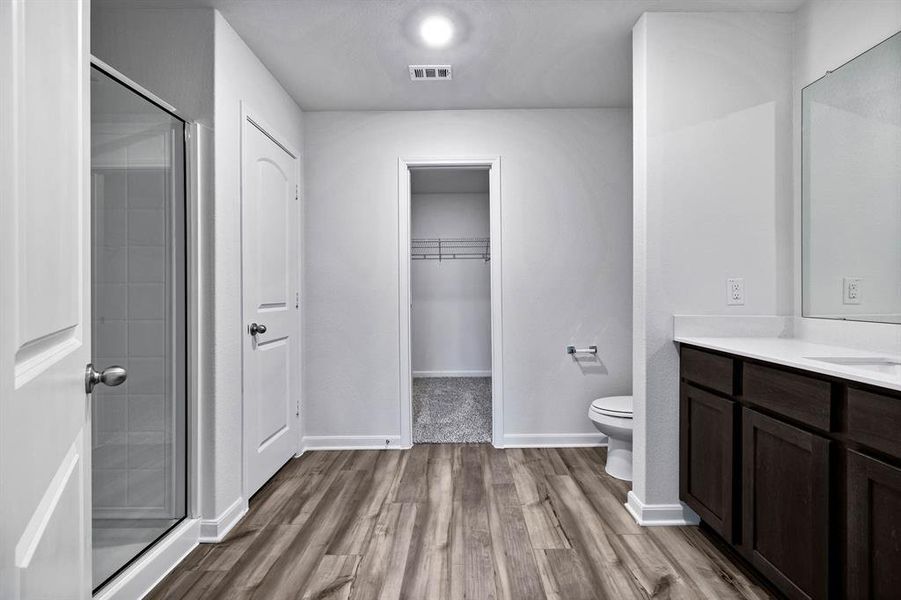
239, 103, 302, 501
397, 156, 503, 448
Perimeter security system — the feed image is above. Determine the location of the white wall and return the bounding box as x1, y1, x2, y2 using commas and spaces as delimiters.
91, 157, 184, 518
303, 109, 632, 447
91, 8, 214, 127
211, 12, 304, 518
793, 1, 901, 322
412, 192, 491, 376
632, 12, 793, 513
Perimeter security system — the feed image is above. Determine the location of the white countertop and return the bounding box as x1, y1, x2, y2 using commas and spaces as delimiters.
673, 335, 901, 392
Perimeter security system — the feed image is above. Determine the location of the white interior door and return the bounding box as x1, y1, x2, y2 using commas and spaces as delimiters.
0, 0, 92, 598
242, 115, 300, 498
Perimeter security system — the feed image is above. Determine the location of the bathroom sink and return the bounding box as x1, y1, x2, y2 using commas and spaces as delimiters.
805, 356, 901, 377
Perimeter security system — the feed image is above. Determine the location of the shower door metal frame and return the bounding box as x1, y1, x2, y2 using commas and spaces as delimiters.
89, 56, 202, 599
397, 156, 504, 448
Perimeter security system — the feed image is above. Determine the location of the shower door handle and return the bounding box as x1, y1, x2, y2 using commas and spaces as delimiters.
85, 363, 128, 394
249, 322, 267, 336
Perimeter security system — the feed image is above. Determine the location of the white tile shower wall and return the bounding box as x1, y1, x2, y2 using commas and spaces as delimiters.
92, 164, 172, 518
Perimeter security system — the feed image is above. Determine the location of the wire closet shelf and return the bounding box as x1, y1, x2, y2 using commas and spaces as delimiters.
411, 237, 490, 261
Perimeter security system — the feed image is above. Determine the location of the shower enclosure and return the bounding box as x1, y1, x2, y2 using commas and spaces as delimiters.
90, 62, 188, 591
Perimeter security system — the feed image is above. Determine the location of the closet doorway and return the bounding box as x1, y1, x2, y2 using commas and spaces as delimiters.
398, 158, 503, 447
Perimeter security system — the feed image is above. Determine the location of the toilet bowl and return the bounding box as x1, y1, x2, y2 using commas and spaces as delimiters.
588, 395, 633, 481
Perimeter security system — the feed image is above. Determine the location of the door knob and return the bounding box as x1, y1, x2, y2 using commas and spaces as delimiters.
249, 322, 267, 336
85, 363, 128, 394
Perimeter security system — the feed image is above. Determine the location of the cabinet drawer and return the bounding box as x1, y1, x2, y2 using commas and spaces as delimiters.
681, 346, 734, 395
847, 387, 901, 458
742, 362, 832, 431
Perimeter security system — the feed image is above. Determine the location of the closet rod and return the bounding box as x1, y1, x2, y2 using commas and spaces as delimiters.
411, 237, 490, 262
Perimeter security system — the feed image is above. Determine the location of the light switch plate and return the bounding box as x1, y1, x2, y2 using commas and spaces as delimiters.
843, 277, 862, 305
727, 278, 744, 306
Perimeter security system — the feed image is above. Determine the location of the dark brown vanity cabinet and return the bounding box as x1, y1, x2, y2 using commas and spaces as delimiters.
680, 383, 735, 540
741, 408, 830, 600
846, 449, 901, 599
679, 345, 901, 600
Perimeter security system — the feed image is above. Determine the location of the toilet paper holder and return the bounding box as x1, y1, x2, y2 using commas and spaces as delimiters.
566, 345, 598, 355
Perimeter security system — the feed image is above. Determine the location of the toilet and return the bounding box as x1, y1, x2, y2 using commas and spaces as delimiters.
588, 395, 633, 481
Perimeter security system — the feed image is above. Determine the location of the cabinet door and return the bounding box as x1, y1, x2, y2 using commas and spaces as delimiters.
742, 408, 830, 600
847, 451, 901, 600
680, 384, 735, 540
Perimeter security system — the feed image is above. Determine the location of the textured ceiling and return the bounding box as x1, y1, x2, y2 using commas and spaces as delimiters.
93, 0, 806, 111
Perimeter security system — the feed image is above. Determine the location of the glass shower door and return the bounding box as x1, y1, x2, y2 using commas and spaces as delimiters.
90, 64, 187, 591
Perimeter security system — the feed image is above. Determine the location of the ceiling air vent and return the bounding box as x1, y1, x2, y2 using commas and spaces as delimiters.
409, 65, 452, 81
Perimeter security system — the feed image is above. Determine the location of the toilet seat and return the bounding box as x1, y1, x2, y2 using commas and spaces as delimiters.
590, 395, 633, 418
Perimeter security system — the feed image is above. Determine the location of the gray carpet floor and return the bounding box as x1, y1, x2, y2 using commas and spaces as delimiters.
412, 377, 492, 443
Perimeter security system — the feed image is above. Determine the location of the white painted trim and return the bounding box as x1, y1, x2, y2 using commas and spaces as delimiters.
301, 435, 406, 451
187, 122, 208, 522
198, 497, 248, 543
89, 56, 183, 119
398, 156, 504, 448
93, 518, 200, 600
624, 491, 700, 527
412, 370, 492, 378
240, 103, 301, 160
502, 433, 607, 448
239, 102, 302, 502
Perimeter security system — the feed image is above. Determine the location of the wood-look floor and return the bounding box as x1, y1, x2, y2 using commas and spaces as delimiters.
148, 445, 773, 599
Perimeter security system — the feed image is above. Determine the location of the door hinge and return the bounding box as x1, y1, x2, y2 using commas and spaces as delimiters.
295, 292, 300, 309
295, 185, 299, 201
296, 398, 300, 418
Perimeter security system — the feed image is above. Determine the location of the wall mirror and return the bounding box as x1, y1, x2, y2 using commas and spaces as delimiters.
802, 30, 901, 324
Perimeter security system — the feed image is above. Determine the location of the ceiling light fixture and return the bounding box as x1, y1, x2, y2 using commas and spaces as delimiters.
420, 15, 454, 47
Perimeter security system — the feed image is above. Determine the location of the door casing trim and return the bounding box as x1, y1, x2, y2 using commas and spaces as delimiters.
397, 156, 504, 448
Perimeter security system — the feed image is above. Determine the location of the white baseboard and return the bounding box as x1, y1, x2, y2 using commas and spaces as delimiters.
625, 490, 700, 526
502, 433, 607, 448
199, 496, 248, 543
300, 433, 604, 450
94, 518, 199, 600
301, 434, 407, 451
412, 370, 492, 378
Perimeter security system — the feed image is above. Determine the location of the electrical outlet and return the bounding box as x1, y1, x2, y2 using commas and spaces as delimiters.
727, 278, 745, 306
843, 277, 863, 305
